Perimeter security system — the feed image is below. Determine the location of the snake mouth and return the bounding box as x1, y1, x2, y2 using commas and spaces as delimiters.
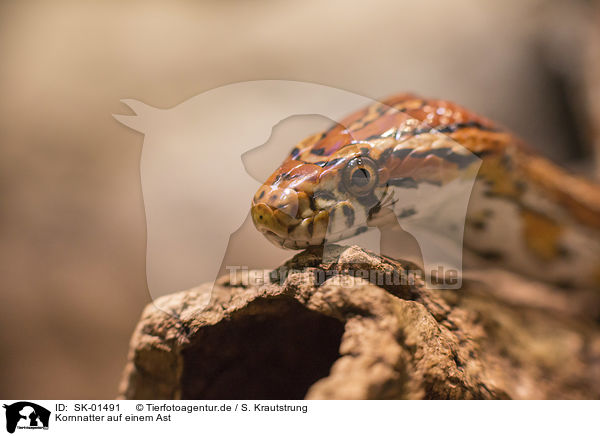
251, 198, 369, 250
251, 202, 330, 249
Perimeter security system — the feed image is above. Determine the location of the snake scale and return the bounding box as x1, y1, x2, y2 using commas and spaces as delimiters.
251, 94, 600, 288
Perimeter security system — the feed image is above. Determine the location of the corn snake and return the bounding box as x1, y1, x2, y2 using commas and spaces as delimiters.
251, 94, 600, 288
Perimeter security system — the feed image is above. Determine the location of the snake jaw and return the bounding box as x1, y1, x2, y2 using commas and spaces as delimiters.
252, 191, 376, 250
251, 195, 331, 249
252, 165, 383, 249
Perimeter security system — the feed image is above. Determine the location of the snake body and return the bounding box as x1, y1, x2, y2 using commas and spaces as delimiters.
251, 94, 600, 288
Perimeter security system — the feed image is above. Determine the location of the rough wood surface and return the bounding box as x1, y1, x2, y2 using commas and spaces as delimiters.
119, 245, 600, 400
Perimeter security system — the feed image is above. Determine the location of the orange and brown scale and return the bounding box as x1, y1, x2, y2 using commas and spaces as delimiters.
251, 93, 600, 287
251, 94, 509, 249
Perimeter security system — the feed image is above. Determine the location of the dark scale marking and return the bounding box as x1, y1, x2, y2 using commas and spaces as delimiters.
323, 157, 344, 167
473, 149, 494, 159
356, 226, 368, 235
435, 126, 454, 134
476, 250, 504, 261
401, 145, 481, 171
307, 220, 314, 236
295, 159, 325, 166
444, 152, 480, 169
428, 147, 451, 157
310, 148, 327, 156
554, 279, 575, 290
390, 121, 499, 141
411, 148, 451, 159
356, 193, 379, 208
349, 120, 501, 149
307, 192, 317, 212
258, 191, 265, 200
436, 121, 497, 134
396, 128, 427, 139
376, 148, 393, 165
342, 204, 355, 227
397, 207, 417, 218
557, 245, 570, 259
376, 104, 388, 114
313, 190, 336, 201
412, 127, 434, 136
367, 201, 382, 220
500, 154, 514, 170
515, 180, 528, 194
388, 177, 419, 189
290, 147, 301, 158
365, 133, 384, 141
329, 206, 337, 223
314, 159, 346, 168
281, 172, 302, 181
386, 104, 408, 113
469, 220, 487, 231
360, 147, 370, 156
392, 147, 413, 160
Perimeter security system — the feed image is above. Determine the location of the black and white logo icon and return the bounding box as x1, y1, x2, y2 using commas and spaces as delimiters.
3, 402, 50, 433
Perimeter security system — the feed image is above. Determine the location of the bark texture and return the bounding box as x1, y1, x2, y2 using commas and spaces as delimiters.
119, 245, 600, 400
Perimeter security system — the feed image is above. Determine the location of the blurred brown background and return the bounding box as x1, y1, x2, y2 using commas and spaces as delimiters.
0, 0, 598, 399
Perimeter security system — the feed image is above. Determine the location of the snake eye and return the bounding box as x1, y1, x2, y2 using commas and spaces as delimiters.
342, 156, 378, 196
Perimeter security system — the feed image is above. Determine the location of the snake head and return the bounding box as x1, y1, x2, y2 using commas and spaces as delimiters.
251, 94, 488, 250
251, 140, 389, 249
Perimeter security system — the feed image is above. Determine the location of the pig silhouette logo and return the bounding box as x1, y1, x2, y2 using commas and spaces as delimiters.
3, 402, 50, 433
114, 80, 480, 314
